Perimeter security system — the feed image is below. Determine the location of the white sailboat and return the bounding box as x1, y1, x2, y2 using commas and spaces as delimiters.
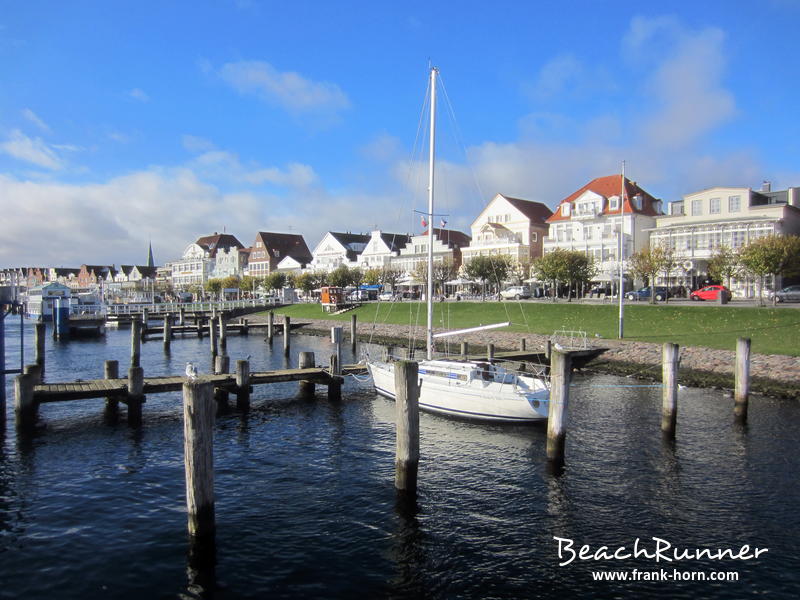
366, 67, 550, 423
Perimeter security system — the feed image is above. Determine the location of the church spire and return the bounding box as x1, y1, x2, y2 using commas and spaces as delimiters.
147, 241, 155, 268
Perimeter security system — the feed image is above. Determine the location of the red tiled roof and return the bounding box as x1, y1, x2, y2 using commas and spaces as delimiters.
546, 175, 661, 223
195, 233, 244, 257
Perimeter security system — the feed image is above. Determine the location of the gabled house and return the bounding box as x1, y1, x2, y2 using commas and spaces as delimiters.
310, 232, 371, 272
394, 228, 472, 275
461, 193, 552, 266
248, 232, 313, 277
357, 230, 411, 269
77, 265, 116, 288
543, 175, 662, 285
170, 232, 244, 288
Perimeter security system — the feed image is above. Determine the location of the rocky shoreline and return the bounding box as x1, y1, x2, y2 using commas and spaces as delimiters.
246, 313, 800, 400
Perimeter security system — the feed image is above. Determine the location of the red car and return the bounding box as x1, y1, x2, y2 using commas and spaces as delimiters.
690, 285, 730, 301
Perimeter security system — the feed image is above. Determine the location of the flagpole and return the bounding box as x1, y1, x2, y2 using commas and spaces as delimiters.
618, 161, 626, 339
426, 67, 436, 360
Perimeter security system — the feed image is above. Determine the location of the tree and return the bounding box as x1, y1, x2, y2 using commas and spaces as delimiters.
294, 272, 318, 296
562, 252, 597, 301
628, 246, 671, 304
263, 272, 287, 294
508, 259, 532, 285
379, 266, 404, 291
739, 235, 800, 306
707, 245, 740, 290
656, 244, 677, 303
328, 265, 353, 288
239, 275, 261, 295
464, 255, 511, 301
349, 267, 364, 290
363, 268, 383, 286
221, 275, 240, 291
532, 249, 593, 302
413, 258, 457, 297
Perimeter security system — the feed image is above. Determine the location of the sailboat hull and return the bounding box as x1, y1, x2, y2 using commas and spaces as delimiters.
368, 360, 549, 423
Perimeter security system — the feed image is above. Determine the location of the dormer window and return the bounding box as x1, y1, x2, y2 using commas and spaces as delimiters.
609, 196, 620, 211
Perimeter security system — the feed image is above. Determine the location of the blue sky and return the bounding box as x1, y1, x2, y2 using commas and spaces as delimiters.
2, 0, 799, 267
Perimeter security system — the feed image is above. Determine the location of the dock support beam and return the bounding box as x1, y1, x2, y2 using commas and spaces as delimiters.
213, 355, 230, 408
734, 337, 751, 423
546, 350, 572, 470
34, 322, 46, 379
487, 343, 495, 362
14, 373, 37, 430
127, 366, 144, 426
299, 352, 315, 398
460, 341, 468, 358
328, 355, 341, 401
267, 312, 274, 343
104, 359, 120, 418
218, 314, 226, 353
163, 315, 172, 352
209, 318, 218, 358
520, 338, 526, 351
130, 319, 142, 367
395, 360, 419, 496
235, 360, 250, 410
661, 343, 679, 438
351, 313, 357, 352
283, 315, 291, 356
183, 380, 216, 539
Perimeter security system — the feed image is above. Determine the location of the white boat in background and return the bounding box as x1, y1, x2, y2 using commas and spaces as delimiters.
366, 67, 550, 423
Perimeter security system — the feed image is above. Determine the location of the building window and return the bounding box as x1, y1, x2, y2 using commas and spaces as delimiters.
691, 199, 703, 215
709, 197, 721, 214
562, 203, 571, 217
609, 196, 619, 211
531, 232, 537, 242
728, 195, 741, 212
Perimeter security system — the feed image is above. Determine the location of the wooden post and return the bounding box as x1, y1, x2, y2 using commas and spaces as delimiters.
104, 359, 120, 414
214, 355, 230, 406
283, 315, 291, 356
545, 339, 552, 360
350, 313, 357, 350
197, 317, 203, 339
331, 326, 342, 372
209, 318, 218, 357
328, 354, 341, 401
183, 380, 216, 539
520, 338, 526, 351
163, 315, 172, 351
24, 364, 42, 385
460, 341, 468, 358
241, 318, 249, 336
14, 373, 37, 429
235, 360, 250, 410
218, 314, 226, 353
395, 360, 419, 494
179, 307, 185, 326
546, 350, 572, 467
34, 322, 46, 379
131, 319, 142, 367
267, 311, 274, 343
661, 343, 679, 437
734, 337, 751, 422
299, 351, 315, 398
127, 366, 144, 426
487, 343, 495, 362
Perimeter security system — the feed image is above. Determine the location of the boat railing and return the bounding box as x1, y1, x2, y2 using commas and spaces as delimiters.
550, 328, 589, 351
104, 298, 275, 315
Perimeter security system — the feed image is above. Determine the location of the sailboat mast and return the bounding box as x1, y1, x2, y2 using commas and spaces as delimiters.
426, 67, 437, 360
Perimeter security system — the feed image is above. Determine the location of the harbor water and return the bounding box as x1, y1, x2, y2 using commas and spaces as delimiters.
1, 321, 799, 599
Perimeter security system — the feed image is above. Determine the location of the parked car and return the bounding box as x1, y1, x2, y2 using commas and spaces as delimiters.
769, 285, 800, 303
499, 285, 531, 300
689, 285, 731, 301
378, 291, 396, 301
625, 286, 671, 301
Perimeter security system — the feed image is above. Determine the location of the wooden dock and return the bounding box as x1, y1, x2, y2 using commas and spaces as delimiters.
32, 365, 367, 403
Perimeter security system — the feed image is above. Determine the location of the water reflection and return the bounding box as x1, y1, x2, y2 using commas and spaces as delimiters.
184, 534, 217, 600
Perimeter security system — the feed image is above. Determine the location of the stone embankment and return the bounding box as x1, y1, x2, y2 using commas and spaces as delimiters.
246, 314, 800, 398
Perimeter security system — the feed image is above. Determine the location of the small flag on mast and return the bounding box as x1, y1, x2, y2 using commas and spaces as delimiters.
421, 215, 427, 228
439, 219, 447, 228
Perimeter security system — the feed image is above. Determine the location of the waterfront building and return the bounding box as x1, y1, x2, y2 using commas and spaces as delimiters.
309, 232, 370, 272
393, 228, 471, 275
356, 230, 411, 270
650, 182, 800, 295
170, 233, 243, 288
247, 232, 313, 277
543, 175, 663, 288
461, 193, 552, 267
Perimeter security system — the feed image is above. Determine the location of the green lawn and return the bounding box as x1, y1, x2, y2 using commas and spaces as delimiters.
268, 301, 800, 357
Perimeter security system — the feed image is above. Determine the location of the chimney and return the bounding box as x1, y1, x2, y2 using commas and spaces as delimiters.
761, 181, 771, 192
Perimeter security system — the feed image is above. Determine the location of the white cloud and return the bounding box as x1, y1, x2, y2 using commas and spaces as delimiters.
0, 130, 63, 169
189, 149, 318, 188
128, 88, 150, 102
182, 134, 216, 153
218, 60, 350, 114
21, 108, 50, 132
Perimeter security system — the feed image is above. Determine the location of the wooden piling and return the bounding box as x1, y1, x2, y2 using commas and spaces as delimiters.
24, 364, 42, 385
545, 339, 552, 360
299, 351, 316, 397
182, 380, 216, 538
218, 314, 226, 353
460, 341, 468, 358
34, 322, 46, 378
213, 355, 230, 405
196, 318, 203, 339
179, 307, 185, 326
14, 373, 37, 429
209, 318, 218, 357
331, 326, 342, 373
127, 366, 144, 426
283, 315, 291, 356
350, 313, 357, 350
394, 360, 420, 494
241, 319, 249, 336
267, 311, 274, 343
235, 360, 250, 410
104, 359, 120, 413
487, 343, 495, 362
131, 319, 142, 367
734, 337, 751, 422
546, 350, 572, 467
520, 338, 526, 351
328, 354, 342, 401
163, 315, 172, 351
661, 343, 679, 437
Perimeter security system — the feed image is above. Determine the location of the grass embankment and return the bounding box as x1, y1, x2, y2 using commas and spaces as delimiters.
269, 301, 800, 357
